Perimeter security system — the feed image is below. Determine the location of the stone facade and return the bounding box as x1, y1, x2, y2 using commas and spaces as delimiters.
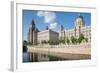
28, 20, 39, 45
59, 14, 91, 43
38, 29, 59, 44
28, 20, 59, 45
28, 14, 91, 45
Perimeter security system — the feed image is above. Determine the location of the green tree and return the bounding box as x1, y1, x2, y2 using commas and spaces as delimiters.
23, 40, 27, 46
41, 40, 47, 44
71, 36, 77, 44
23, 40, 28, 52
48, 39, 60, 45
78, 34, 85, 44
59, 37, 66, 44
66, 37, 70, 44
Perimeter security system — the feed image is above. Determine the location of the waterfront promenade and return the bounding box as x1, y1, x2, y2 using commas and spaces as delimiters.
27, 44, 91, 60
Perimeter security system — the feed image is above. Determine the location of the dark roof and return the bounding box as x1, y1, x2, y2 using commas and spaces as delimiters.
78, 15, 83, 19
31, 20, 35, 25
33, 28, 39, 32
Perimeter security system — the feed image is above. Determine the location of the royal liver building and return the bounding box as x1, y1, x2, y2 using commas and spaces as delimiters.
28, 14, 91, 45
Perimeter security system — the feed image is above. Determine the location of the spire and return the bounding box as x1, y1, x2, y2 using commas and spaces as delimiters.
61, 25, 64, 31
29, 19, 35, 29
31, 19, 35, 28
78, 13, 83, 19
31, 20, 35, 25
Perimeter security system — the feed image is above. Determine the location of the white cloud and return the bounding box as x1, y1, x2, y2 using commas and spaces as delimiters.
49, 22, 57, 29
37, 11, 58, 29
37, 11, 44, 17
44, 12, 56, 23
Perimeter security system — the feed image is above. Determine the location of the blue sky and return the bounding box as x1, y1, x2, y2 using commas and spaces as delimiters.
23, 10, 91, 41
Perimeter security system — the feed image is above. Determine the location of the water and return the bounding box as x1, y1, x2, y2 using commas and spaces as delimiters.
23, 52, 30, 62
23, 52, 67, 62
22, 45, 67, 62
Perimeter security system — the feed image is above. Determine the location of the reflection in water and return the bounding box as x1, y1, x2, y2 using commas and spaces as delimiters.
23, 42, 30, 62
23, 52, 67, 62
23, 52, 29, 62
22, 42, 67, 62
